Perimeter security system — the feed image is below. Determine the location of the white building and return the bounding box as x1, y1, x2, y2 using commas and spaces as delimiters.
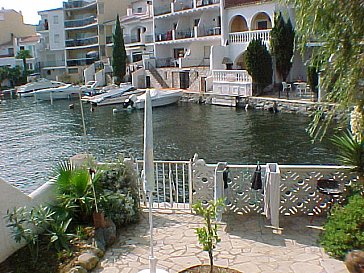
124, 0, 306, 97
37, 8, 67, 80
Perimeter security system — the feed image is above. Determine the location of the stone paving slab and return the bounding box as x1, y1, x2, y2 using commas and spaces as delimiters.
92, 210, 348, 273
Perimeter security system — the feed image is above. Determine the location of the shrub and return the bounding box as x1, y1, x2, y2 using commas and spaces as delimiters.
320, 194, 364, 259
97, 161, 140, 226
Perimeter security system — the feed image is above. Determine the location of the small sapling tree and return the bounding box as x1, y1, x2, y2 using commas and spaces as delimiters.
193, 198, 225, 273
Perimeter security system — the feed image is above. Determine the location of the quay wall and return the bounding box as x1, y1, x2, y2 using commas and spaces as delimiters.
0, 177, 55, 263
181, 91, 334, 115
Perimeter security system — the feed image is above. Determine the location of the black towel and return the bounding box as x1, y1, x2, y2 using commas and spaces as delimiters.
251, 164, 262, 190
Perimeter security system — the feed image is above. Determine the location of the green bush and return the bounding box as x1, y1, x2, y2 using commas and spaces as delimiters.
97, 161, 140, 226
320, 195, 364, 259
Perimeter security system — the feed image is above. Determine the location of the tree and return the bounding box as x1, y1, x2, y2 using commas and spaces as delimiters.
193, 198, 225, 273
0, 66, 22, 87
112, 15, 127, 84
245, 39, 273, 95
16, 49, 32, 77
270, 12, 295, 82
288, 0, 364, 140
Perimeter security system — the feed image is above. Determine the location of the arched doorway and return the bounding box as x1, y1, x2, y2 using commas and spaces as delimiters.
230, 15, 248, 32
251, 12, 272, 30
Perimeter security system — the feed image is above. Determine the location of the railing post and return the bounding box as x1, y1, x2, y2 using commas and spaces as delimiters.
188, 159, 193, 211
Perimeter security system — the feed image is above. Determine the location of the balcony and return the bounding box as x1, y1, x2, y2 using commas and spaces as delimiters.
155, 27, 220, 42
65, 36, 98, 48
64, 16, 97, 29
154, 0, 219, 17
213, 69, 251, 83
36, 23, 49, 32
40, 60, 66, 68
63, 0, 96, 9
67, 57, 96, 66
176, 30, 194, 39
196, 0, 220, 7
229, 29, 271, 45
124, 34, 141, 44
154, 6, 172, 16
174, 1, 193, 12
224, 0, 271, 8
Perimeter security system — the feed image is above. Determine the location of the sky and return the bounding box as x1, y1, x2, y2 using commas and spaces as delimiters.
0, 0, 65, 25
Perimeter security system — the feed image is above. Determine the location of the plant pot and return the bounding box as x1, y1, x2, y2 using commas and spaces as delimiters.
93, 211, 106, 228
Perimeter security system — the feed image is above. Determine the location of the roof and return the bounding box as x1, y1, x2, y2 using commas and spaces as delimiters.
18, 35, 40, 44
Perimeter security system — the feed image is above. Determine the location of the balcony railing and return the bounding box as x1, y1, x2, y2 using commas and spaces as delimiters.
64, 0, 96, 9
213, 70, 252, 83
64, 16, 97, 28
176, 30, 194, 39
155, 57, 176, 68
124, 34, 141, 44
229, 29, 271, 44
196, 0, 220, 7
200, 26, 221, 36
36, 23, 49, 31
67, 57, 96, 67
154, 6, 172, 16
40, 60, 66, 67
65, 36, 98, 47
144, 35, 154, 43
174, 1, 193, 12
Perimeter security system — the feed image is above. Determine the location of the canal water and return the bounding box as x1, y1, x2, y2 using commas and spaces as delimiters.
0, 97, 335, 193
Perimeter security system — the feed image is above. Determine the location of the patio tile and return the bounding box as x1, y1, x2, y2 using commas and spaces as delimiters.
91, 211, 348, 273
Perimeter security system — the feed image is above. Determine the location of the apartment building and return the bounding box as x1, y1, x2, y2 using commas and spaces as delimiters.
37, 0, 129, 82
0, 8, 38, 73
37, 8, 66, 80
123, 0, 306, 98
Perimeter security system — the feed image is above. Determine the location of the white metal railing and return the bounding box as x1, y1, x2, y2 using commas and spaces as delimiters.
229, 29, 271, 44
134, 159, 357, 216
136, 160, 192, 210
213, 70, 252, 83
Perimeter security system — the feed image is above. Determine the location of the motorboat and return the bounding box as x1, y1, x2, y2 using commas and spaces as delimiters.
33, 84, 81, 101
125, 89, 183, 109
87, 83, 137, 106
17, 79, 64, 97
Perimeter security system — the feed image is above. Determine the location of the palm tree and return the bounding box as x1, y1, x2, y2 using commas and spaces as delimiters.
16, 49, 32, 77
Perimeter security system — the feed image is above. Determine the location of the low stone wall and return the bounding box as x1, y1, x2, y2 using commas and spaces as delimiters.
0, 177, 55, 263
181, 92, 335, 115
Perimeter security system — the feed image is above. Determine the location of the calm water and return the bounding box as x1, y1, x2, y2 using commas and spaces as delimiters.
0, 97, 335, 193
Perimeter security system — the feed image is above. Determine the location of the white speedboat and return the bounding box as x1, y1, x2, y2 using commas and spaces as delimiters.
126, 89, 183, 109
33, 84, 81, 101
17, 79, 64, 97
87, 83, 135, 106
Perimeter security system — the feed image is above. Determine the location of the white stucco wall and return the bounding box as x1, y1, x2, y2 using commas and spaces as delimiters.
0, 177, 55, 263
47, 9, 65, 51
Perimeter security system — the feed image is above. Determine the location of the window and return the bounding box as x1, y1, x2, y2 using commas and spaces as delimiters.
27, 63, 33, 70
20, 46, 25, 50
54, 34, 60, 44
194, 19, 200, 27
53, 15, 59, 24
137, 7, 142, 13
257, 21, 268, 30
174, 48, 185, 58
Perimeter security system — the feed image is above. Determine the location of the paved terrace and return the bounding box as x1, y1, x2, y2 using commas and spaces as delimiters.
93, 210, 349, 273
